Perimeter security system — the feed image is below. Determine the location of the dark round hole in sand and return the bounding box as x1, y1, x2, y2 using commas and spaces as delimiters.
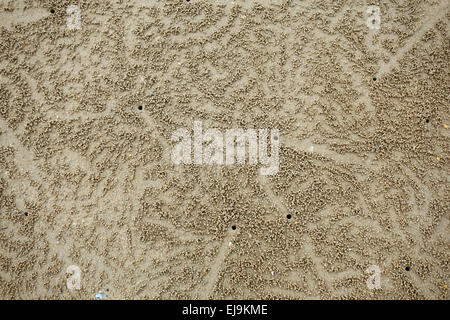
138, 106, 143, 110
373, 77, 377, 81
24, 212, 29, 217
231, 225, 236, 230
50, 9, 55, 14
425, 118, 429, 123
287, 214, 292, 219
405, 266, 410, 271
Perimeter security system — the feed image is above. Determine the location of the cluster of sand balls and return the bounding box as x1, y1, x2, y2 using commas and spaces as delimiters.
0, 0, 448, 299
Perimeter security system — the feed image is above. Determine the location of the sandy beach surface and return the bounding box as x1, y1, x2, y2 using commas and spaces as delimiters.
0, 0, 449, 299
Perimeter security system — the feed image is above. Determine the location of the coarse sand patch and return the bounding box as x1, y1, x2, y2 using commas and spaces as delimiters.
0, 0, 449, 299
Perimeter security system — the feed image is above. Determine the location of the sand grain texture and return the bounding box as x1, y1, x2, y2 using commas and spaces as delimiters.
0, 0, 449, 299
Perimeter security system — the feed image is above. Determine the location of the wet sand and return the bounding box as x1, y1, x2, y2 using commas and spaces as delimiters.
0, 0, 449, 299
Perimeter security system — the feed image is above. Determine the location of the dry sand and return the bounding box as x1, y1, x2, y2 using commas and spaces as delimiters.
0, 0, 449, 299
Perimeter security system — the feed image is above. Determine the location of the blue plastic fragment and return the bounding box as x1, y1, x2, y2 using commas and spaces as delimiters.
95, 291, 104, 300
